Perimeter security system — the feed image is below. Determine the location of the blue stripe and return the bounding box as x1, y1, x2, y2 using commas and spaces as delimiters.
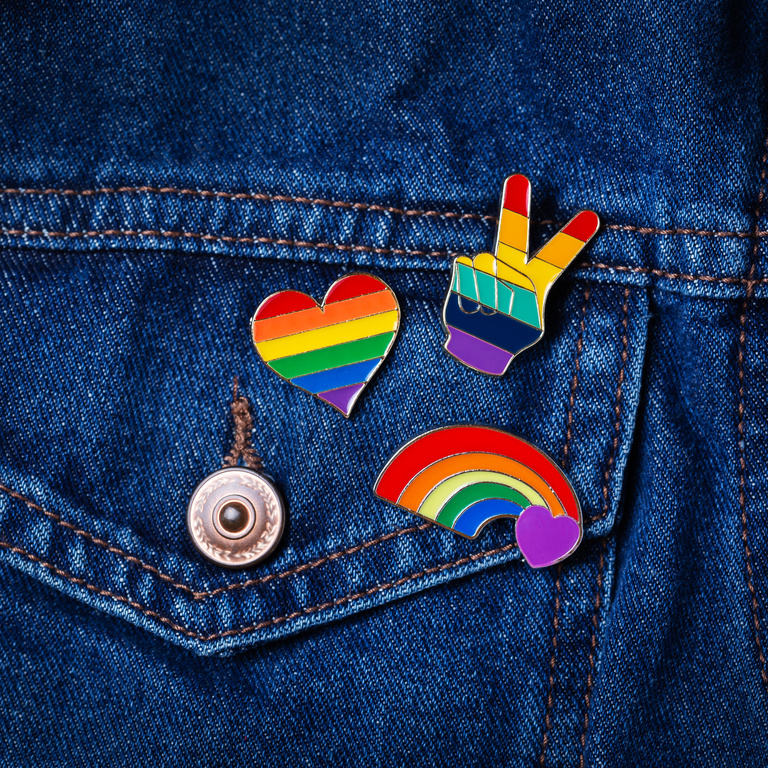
444, 292, 542, 356
452, 498, 522, 538
291, 358, 381, 394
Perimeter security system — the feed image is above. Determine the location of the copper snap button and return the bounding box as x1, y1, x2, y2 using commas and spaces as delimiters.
187, 467, 285, 568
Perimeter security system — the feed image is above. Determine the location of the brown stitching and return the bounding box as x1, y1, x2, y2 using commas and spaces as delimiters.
1, 185, 766, 239
0, 186, 497, 224
578, 288, 630, 764
579, 261, 768, 285
0, 537, 517, 642
222, 377, 263, 472
4, 227, 768, 286
738, 130, 768, 691
0, 480, 430, 599
591, 288, 631, 523
602, 224, 764, 238
0, 228, 453, 259
542, 219, 767, 239
538, 287, 590, 766
578, 539, 608, 768
538, 565, 563, 767
562, 287, 592, 468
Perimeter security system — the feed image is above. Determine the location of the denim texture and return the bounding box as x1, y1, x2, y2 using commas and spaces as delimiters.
0, 0, 767, 765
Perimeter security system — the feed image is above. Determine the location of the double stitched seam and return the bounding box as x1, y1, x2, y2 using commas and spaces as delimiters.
539, 567, 563, 768
579, 540, 608, 768
0, 186, 498, 224
578, 287, 630, 767
583, 263, 768, 286
0, 229, 453, 260
0, 537, 517, 642
1, 185, 767, 239
2, 228, 768, 286
0, 481, 431, 599
562, 287, 592, 469
591, 288, 631, 522
738, 130, 768, 691
539, 285, 591, 767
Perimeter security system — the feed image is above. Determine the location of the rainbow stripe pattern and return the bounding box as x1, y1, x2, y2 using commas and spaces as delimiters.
252, 274, 400, 417
443, 175, 600, 376
374, 425, 582, 568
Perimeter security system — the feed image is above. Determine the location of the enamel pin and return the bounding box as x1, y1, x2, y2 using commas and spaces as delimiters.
443, 175, 600, 375
251, 273, 400, 417
374, 425, 582, 568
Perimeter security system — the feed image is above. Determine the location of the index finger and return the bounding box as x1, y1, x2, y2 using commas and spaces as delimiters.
494, 174, 531, 259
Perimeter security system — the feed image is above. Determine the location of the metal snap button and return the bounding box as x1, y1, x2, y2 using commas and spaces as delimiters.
187, 467, 285, 568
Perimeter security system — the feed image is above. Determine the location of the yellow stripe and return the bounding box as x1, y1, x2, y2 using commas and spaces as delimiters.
497, 243, 560, 314
255, 309, 399, 361
495, 242, 528, 272
534, 232, 586, 269
473, 252, 535, 291
497, 209, 529, 254
417, 470, 546, 521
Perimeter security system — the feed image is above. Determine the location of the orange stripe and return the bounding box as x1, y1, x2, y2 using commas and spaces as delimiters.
253, 289, 396, 342
397, 452, 564, 518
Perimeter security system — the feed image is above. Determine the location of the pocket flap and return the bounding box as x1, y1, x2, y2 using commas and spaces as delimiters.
0, 240, 647, 655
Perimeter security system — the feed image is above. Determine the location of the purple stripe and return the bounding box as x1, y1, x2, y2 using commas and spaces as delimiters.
444, 326, 514, 375
316, 382, 366, 416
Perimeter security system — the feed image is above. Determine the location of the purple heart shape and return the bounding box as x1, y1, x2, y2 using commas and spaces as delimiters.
515, 505, 582, 568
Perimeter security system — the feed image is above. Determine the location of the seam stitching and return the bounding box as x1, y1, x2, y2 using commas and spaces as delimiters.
583, 262, 768, 286
0, 481, 431, 599
591, 288, 631, 522
738, 129, 768, 692
0, 537, 518, 642
578, 540, 608, 768
3, 229, 768, 286
0, 185, 764, 239
0, 186, 499, 224
562, 287, 592, 469
0, 229, 453, 259
539, 565, 563, 767
578, 287, 629, 766
538, 285, 591, 766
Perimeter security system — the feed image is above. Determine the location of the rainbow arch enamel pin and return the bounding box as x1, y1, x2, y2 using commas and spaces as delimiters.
374, 425, 582, 568
443, 175, 600, 375
252, 274, 400, 417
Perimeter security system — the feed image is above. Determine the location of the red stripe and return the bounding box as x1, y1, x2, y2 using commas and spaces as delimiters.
325, 274, 389, 303
255, 291, 317, 320
374, 425, 579, 522
560, 210, 600, 242
502, 174, 531, 218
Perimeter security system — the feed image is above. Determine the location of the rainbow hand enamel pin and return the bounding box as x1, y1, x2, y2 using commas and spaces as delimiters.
375, 425, 582, 568
443, 175, 599, 375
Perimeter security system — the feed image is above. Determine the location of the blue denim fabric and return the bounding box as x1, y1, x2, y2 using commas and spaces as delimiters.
0, 0, 767, 766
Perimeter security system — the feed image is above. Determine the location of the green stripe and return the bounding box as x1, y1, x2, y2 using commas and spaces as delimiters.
454, 263, 535, 323
269, 332, 395, 379
501, 280, 541, 329
453, 262, 477, 301
475, 270, 514, 313
436, 482, 529, 529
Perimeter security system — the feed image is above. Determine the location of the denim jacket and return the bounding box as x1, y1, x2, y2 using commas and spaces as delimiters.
1, 1, 767, 766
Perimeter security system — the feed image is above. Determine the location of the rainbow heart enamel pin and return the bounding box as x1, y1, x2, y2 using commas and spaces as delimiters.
375, 425, 582, 568
251, 274, 400, 417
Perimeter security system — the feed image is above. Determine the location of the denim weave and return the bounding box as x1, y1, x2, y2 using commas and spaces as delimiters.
0, 1, 767, 766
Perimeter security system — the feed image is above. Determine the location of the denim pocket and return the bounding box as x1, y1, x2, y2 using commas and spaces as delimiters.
0, 231, 648, 656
